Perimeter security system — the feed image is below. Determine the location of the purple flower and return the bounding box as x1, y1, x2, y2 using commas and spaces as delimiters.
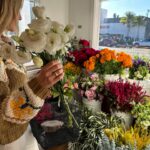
133, 58, 146, 69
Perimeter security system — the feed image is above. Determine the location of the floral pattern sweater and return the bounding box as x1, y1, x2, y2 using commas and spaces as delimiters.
0, 41, 48, 144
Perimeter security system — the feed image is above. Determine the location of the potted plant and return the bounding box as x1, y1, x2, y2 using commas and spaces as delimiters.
104, 126, 150, 150
129, 56, 150, 95
83, 48, 132, 80
132, 100, 150, 129
77, 73, 104, 113
70, 108, 123, 150
129, 56, 150, 80
103, 80, 146, 129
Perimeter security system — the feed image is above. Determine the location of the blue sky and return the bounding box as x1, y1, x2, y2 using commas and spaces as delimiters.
101, 0, 150, 18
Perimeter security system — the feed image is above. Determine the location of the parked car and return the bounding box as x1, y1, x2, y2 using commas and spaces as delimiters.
133, 39, 150, 47
99, 38, 117, 47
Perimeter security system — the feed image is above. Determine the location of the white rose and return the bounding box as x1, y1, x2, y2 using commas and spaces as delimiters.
45, 32, 63, 55
51, 21, 64, 33
64, 24, 75, 37
33, 56, 43, 68
20, 29, 47, 53
32, 6, 46, 19
28, 18, 51, 33
0, 43, 18, 61
16, 51, 32, 64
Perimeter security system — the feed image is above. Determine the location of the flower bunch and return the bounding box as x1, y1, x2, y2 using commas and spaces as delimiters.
12, 6, 78, 127
78, 73, 104, 101
67, 48, 98, 67
132, 101, 150, 128
79, 39, 90, 48
34, 103, 53, 124
117, 52, 133, 68
83, 48, 133, 75
105, 80, 146, 111
13, 6, 75, 66
64, 62, 81, 76
129, 57, 150, 80
99, 48, 116, 64
104, 127, 150, 150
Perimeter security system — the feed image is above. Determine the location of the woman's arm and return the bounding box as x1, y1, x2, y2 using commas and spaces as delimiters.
2, 60, 64, 124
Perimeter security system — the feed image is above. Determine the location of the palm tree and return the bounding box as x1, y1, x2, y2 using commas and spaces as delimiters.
134, 16, 146, 40
120, 11, 136, 37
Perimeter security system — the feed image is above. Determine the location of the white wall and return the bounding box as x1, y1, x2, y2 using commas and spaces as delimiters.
69, 0, 93, 42
39, 0, 100, 49
39, 0, 69, 25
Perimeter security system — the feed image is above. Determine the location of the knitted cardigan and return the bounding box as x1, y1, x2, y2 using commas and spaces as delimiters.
0, 41, 49, 145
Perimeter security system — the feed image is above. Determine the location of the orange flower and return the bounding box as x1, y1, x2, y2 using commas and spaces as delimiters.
99, 49, 117, 63
96, 54, 100, 58
100, 58, 105, 64
89, 56, 96, 63
117, 52, 133, 68
105, 53, 112, 61
84, 60, 95, 71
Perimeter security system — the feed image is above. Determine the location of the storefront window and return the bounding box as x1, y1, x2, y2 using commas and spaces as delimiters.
100, 0, 150, 56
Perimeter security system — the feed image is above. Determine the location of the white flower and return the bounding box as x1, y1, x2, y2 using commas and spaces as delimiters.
16, 51, 32, 64
28, 18, 51, 33
60, 31, 69, 43
33, 56, 43, 68
20, 29, 47, 53
64, 24, 75, 37
32, 6, 46, 19
45, 32, 63, 55
0, 43, 18, 61
51, 21, 64, 33
135, 71, 143, 79
59, 47, 68, 56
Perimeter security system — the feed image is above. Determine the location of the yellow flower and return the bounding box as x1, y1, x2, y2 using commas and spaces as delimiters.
64, 62, 81, 75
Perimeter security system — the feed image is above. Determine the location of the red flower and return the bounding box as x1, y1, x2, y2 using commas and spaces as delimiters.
34, 103, 53, 123
79, 39, 90, 47
68, 48, 98, 66
105, 80, 145, 111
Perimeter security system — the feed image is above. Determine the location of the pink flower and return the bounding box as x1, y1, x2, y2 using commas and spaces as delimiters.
90, 86, 97, 91
80, 90, 84, 96
73, 83, 79, 89
85, 89, 96, 100
63, 83, 69, 89
90, 73, 99, 80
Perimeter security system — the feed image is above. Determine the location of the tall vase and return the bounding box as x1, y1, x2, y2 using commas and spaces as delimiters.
111, 110, 134, 129
82, 98, 101, 114
104, 74, 119, 81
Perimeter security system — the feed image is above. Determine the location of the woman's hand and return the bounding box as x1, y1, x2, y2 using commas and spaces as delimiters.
37, 60, 64, 88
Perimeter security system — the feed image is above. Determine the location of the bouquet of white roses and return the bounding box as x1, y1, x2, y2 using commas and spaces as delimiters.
12, 6, 78, 127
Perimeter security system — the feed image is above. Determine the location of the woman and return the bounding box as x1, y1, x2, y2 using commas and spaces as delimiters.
0, 0, 64, 150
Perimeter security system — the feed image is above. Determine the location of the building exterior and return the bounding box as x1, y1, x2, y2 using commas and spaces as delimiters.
100, 9, 146, 40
